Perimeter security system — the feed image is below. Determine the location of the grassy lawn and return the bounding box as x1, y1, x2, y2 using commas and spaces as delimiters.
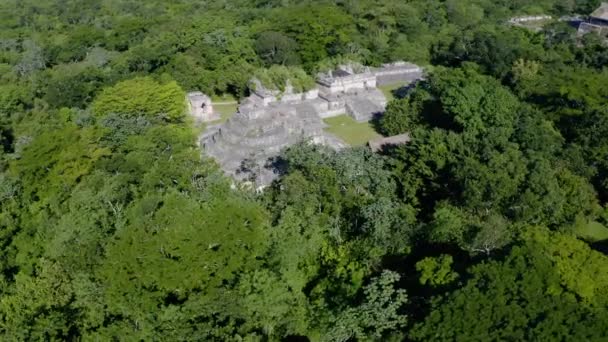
211, 94, 237, 102
378, 82, 407, 101
323, 114, 382, 146
575, 221, 608, 242
212, 102, 238, 123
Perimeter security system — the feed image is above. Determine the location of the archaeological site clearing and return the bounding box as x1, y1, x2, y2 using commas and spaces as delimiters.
187, 61, 424, 187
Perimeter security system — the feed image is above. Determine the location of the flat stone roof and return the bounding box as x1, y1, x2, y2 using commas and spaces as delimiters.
591, 3, 608, 21
375, 61, 421, 71
368, 133, 411, 152
187, 91, 210, 101
332, 69, 351, 77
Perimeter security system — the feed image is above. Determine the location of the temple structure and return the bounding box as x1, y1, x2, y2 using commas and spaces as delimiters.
187, 92, 219, 122
590, 2, 608, 26
200, 61, 424, 188
578, 3, 608, 37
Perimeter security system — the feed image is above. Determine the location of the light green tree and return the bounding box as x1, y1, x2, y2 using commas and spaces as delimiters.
93, 77, 185, 121
416, 255, 458, 286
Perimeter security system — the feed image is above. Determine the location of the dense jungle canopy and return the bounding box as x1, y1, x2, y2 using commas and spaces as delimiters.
1, 0, 608, 340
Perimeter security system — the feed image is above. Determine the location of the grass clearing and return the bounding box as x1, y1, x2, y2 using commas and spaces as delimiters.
212, 102, 238, 123
211, 94, 237, 102
378, 82, 407, 101
323, 114, 382, 146
575, 221, 608, 242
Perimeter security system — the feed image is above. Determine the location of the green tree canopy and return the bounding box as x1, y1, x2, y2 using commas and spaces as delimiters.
411, 228, 608, 341
93, 77, 185, 121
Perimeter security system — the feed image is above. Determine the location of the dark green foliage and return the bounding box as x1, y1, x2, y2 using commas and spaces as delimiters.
1, 0, 607, 340
387, 66, 601, 237
255, 31, 300, 66
41, 65, 110, 109
327, 271, 408, 341
379, 94, 427, 136
411, 229, 608, 341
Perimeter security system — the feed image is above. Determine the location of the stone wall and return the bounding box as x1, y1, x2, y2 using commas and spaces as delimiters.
373, 63, 424, 86
279, 93, 303, 103
578, 22, 608, 37
251, 92, 277, 106
318, 108, 345, 118
508, 15, 552, 23
317, 70, 376, 94
589, 17, 608, 28
375, 72, 422, 86
374, 67, 422, 77
303, 89, 319, 100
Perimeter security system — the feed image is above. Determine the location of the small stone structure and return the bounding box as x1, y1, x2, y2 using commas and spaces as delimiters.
368, 133, 411, 152
187, 92, 220, 122
507, 15, 553, 32
201, 61, 423, 187
508, 15, 552, 24
317, 65, 377, 93
578, 3, 608, 37
590, 2, 608, 24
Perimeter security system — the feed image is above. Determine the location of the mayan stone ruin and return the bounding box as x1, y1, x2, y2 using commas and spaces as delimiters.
194, 61, 424, 188
578, 3, 608, 37
186, 91, 220, 122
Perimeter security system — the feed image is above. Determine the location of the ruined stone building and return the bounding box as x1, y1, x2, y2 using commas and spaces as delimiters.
195, 61, 423, 188
368, 133, 412, 153
186, 92, 219, 122
578, 3, 608, 37
507, 15, 553, 32
589, 3, 608, 26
